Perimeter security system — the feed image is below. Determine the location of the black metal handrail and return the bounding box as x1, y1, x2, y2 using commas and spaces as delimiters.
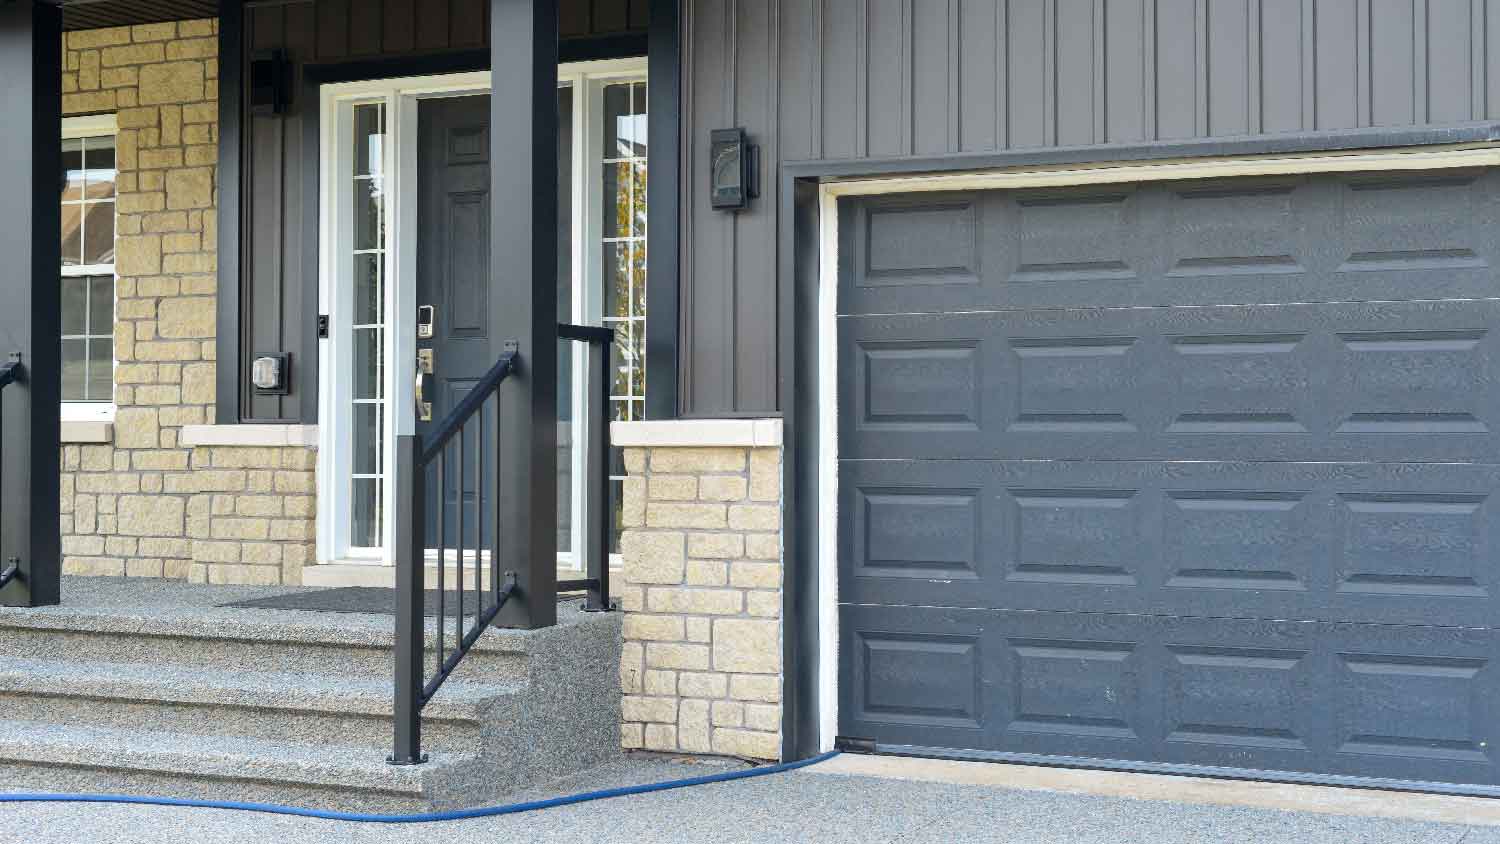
557, 323, 614, 613
390, 349, 517, 766
0, 357, 21, 592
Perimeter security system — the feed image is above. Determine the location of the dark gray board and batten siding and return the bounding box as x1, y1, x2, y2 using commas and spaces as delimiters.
229, 0, 646, 423
685, 0, 1500, 416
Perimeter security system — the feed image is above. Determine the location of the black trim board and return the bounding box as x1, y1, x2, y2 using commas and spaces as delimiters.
773, 120, 1500, 763
644, 0, 680, 420
214, 0, 242, 424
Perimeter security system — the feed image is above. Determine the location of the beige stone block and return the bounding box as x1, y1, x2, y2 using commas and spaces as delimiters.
643, 669, 677, 696
77, 49, 99, 89
114, 407, 159, 449
647, 587, 742, 616
749, 449, 780, 501
650, 447, 746, 473
62, 535, 105, 556
744, 703, 781, 732
132, 450, 189, 471
62, 91, 115, 113
240, 542, 283, 564
106, 536, 139, 557
127, 555, 163, 580
688, 532, 743, 559
620, 641, 643, 694
164, 558, 193, 579
713, 618, 780, 673
100, 66, 138, 89
281, 542, 314, 567
619, 530, 685, 584
620, 477, 645, 527
728, 504, 780, 531
166, 38, 216, 61
132, 22, 178, 41
138, 147, 183, 170
190, 470, 246, 492
113, 363, 157, 385
208, 564, 283, 586
117, 495, 185, 536
236, 495, 283, 518
282, 449, 318, 471
284, 496, 316, 518
685, 559, 726, 587
699, 475, 748, 502
648, 475, 697, 501
76, 474, 140, 494
102, 42, 165, 67
117, 192, 166, 215
141, 473, 164, 494
62, 72, 78, 94
622, 695, 676, 724
74, 495, 96, 534
745, 591, 780, 618
275, 472, 316, 494
80, 446, 113, 472
163, 252, 216, 275
712, 728, 778, 760
182, 363, 215, 404
157, 297, 215, 339
678, 699, 711, 753
162, 232, 199, 254
711, 700, 744, 728
677, 671, 727, 698
159, 406, 206, 427
134, 385, 182, 405
139, 538, 190, 558
623, 614, 685, 642
643, 724, 676, 752
134, 341, 200, 362
116, 234, 162, 276
730, 674, 781, 703
620, 723, 643, 750
211, 517, 268, 541
623, 448, 646, 474
182, 102, 216, 124
68, 27, 133, 49
141, 211, 188, 232
617, 583, 644, 612
685, 616, 712, 643
646, 502, 727, 530
178, 19, 216, 38
269, 519, 313, 541
644, 642, 711, 671
64, 557, 125, 576
730, 561, 781, 589
191, 539, 239, 563
246, 470, 274, 492
744, 532, 780, 561
116, 299, 156, 321
139, 60, 203, 104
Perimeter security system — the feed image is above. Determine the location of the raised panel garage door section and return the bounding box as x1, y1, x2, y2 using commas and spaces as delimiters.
835, 169, 1500, 793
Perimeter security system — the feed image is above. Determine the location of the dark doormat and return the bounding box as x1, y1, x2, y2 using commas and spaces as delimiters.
220, 587, 483, 616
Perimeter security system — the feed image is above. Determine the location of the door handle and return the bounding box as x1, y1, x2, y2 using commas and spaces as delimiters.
415, 349, 434, 422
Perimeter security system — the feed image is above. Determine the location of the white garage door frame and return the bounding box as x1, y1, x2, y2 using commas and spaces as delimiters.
814, 141, 1500, 754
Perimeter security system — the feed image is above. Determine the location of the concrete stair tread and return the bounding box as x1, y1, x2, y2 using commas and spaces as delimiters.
0, 656, 520, 721
0, 720, 478, 795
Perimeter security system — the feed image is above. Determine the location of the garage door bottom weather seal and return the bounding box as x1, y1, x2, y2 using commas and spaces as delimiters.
871, 743, 1500, 799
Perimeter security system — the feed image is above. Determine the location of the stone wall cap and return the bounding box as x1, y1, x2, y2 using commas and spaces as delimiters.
61, 420, 113, 444
180, 424, 318, 448
611, 419, 782, 448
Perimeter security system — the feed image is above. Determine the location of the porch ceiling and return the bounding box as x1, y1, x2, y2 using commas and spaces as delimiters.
57, 0, 217, 31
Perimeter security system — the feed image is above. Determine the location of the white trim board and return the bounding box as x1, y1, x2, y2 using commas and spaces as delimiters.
811, 141, 1500, 754
611, 419, 782, 448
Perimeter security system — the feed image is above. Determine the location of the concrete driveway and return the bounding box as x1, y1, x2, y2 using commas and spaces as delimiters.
6, 753, 1500, 843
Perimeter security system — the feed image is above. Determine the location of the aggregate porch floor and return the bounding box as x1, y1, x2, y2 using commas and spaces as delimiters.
5, 753, 1499, 844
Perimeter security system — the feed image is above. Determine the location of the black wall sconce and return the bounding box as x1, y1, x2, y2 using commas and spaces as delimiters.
249, 49, 292, 116
710, 128, 759, 211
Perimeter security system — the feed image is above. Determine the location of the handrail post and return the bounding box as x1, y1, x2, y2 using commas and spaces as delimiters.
584, 333, 611, 611
389, 434, 428, 765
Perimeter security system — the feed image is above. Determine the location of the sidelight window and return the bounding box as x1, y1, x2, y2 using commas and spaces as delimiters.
60, 119, 118, 412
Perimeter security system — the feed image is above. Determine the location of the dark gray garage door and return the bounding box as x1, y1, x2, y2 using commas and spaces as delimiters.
836, 169, 1500, 792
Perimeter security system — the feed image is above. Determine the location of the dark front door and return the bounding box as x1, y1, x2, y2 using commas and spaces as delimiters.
837, 170, 1500, 792
415, 94, 493, 554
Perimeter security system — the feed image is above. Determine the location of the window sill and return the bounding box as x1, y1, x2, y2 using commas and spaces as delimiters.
610, 419, 783, 448
61, 420, 112, 444
180, 424, 318, 448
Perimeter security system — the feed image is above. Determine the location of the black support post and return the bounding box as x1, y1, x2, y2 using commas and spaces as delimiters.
584, 332, 610, 611
645, 0, 681, 420
491, 0, 559, 629
390, 435, 426, 764
0, 1, 61, 609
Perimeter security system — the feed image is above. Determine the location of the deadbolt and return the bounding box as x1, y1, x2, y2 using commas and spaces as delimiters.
417, 304, 436, 339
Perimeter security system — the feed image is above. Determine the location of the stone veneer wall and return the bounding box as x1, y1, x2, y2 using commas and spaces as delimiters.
58, 21, 316, 586
617, 443, 783, 760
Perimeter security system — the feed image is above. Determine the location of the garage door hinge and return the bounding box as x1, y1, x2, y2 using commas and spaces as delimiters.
834, 736, 877, 754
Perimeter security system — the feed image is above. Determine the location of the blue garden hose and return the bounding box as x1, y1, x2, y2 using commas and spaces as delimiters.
0, 750, 840, 824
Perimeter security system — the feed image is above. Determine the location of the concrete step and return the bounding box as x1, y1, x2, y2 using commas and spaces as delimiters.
0, 657, 518, 752
0, 721, 489, 813
0, 607, 534, 680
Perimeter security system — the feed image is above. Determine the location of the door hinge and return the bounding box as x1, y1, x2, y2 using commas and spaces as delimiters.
317, 314, 329, 338
834, 736, 877, 754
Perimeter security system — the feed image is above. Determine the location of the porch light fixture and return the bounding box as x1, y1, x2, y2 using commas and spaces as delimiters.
710, 128, 758, 210
251, 353, 290, 395
249, 49, 292, 116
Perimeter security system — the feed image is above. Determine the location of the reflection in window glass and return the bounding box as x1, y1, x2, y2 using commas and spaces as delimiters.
60, 133, 116, 404
350, 102, 387, 549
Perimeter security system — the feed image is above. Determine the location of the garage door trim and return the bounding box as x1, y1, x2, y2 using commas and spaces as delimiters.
813, 142, 1500, 776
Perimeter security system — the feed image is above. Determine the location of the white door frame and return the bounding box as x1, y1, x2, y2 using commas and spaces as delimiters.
813, 141, 1500, 752
316, 71, 491, 565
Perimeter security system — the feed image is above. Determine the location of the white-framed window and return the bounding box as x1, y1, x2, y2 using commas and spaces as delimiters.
557, 58, 648, 570
61, 114, 118, 421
